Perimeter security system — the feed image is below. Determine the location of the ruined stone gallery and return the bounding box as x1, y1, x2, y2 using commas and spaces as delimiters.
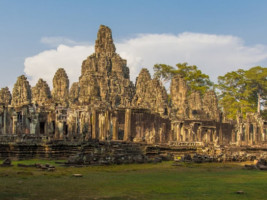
0, 25, 266, 151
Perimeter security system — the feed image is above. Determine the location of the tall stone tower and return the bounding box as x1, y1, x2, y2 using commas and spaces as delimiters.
11, 75, 32, 107
0, 87, 11, 106
32, 78, 51, 106
170, 75, 188, 119
78, 25, 135, 107
132, 68, 168, 116
52, 68, 69, 106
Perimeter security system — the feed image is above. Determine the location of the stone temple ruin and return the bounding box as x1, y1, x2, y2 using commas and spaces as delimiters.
0, 25, 266, 162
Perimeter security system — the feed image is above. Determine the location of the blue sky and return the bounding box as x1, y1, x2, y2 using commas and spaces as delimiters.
1, 0, 267, 88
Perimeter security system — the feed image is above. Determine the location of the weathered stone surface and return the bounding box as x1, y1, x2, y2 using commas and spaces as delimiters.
0, 87, 11, 106
64, 141, 148, 166
170, 75, 188, 119
69, 82, 80, 104
11, 75, 31, 107
2, 158, 11, 166
171, 75, 220, 121
202, 90, 220, 121
79, 25, 134, 107
132, 68, 168, 116
95, 24, 116, 56
235, 112, 266, 146
32, 79, 51, 106
187, 91, 202, 120
132, 68, 152, 109
244, 158, 267, 170
79, 73, 101, 105
52, 68, 69, 106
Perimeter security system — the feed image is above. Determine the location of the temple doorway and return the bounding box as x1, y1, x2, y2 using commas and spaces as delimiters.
40, 122, 45, 134
118, 129, 124, 140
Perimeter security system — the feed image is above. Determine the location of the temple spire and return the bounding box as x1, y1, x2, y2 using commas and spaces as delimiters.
95, 25, 116, 56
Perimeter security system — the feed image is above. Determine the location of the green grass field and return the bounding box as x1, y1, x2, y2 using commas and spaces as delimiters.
0, 160, 266, 200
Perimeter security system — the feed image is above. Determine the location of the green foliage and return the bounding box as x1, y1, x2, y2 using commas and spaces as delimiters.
216, 66, 267, 120
153, 62, 213, 95
246, 66, 267, 106
261, 110, 267, 120
153, 64, 175, 83
261, 101, 267, 120
174, 63, 214, 95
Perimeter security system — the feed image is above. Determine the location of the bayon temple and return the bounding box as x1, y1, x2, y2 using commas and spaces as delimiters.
0, 25, 266, 148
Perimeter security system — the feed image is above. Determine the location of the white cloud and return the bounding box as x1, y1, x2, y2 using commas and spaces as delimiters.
40, 36, 88, 47
24, 45, 94, 87
24, 32, 267, 89
116, 33, 267, 82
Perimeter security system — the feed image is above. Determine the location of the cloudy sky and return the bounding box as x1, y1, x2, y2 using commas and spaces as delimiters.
1, 0, 267, 89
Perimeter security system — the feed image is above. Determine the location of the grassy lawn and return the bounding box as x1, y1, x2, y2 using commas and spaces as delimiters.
0, 160, 266, 200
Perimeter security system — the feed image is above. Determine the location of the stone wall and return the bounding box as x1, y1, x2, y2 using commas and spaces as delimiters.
235, 113, 267, 146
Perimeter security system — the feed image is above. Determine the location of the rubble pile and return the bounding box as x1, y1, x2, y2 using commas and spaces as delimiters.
244, 158, 267, 170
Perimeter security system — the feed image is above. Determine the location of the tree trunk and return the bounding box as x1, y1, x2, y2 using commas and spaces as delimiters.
257, 92, 261, 114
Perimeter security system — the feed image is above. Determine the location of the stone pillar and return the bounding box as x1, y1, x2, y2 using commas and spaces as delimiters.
212, 129, 216, 143
58, 122, 64, 140
152, 124, 156, 143
176, 124, 180, 141
12, 114, 17, 134
30, 118, 38, 135
124, 109, 131, 141
197, 126, 202, 142
261, 125, 265, 142
76, 111, 80, 137
105, 110, 109, 140
181, 125, 185, 142
160, 123, 166, 143
112, 114, 118, 140
207, 130, 211, 143
189, 126, 193, 142
245, 124, 249, 145
170, 124, 174, 141
54, 113, 59, 139
236, 124, 242, 146
140, 121, 144, 141
21, 110, 25, 130
3, 108, 7, 134
253, 123, 257, 145
99, 113, 105, 140
92, 110, 97, 139
25, 117, 30, 135
219, 125, 223, 145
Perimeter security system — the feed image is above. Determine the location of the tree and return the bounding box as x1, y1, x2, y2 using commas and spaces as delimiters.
153, 62, 213, 95
245, 66, 267, 113
216, 66, 267, 120
174, 63, 213, 95
262, 101, 267, 120
153, 64, 175, 84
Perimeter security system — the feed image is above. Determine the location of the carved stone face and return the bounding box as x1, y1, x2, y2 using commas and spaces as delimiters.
88, 84, 100, 98
0, 87, 11, 105
52, 68, 69, 104
79, 74, 100, 104
12, 75, 31, 106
